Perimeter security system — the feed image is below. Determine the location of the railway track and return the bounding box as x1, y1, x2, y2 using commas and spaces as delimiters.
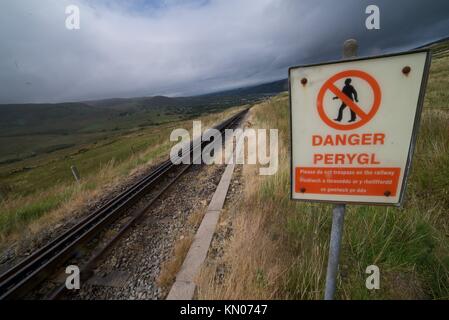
0, 109, 248, 300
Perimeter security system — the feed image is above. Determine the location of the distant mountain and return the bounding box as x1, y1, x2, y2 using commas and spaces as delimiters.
0, 91, 270, 138
204, 79, 288, 97
83, 95, 179, 110
0, 76, 288, 139
0, 102, 117, 136
415, 35, 449, 49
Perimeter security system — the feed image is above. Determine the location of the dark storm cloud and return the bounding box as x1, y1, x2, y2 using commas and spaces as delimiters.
1, 0, 448, 103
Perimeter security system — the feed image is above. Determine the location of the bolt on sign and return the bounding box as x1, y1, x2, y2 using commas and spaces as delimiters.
289, 51, 431, 205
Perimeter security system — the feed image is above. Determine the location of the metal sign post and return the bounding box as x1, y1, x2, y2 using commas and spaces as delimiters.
71, 165, 81, 183
324, 203, 346, 300
323, 39, 358, 301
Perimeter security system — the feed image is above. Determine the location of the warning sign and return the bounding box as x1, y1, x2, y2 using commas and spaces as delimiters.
317, 70, 381, 130
289, 51, 431, 205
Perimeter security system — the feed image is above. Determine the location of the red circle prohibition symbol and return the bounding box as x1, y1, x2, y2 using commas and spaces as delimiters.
317, 70, 381, 130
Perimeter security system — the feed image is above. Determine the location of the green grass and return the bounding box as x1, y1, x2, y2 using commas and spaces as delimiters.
424, 50, 449, 110
0, 192, 71, 235
0, 94, 263, 164
0, 105, 244, 244
246, 93, 449, 299
206, 48, 449, 299
1, 128, 159, 196
194, 42, 449, 301
262, 76, 449, 299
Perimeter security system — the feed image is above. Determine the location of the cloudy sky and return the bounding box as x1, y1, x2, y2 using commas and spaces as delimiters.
1, 0, 449, 104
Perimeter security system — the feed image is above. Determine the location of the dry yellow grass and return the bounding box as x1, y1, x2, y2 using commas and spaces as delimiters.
197, 84, 449, 300
157, 201, 212, 291
196, 100, 316, 300
158, 234, 195, 290
197, 50, 449, 300
157, 164, 226, 292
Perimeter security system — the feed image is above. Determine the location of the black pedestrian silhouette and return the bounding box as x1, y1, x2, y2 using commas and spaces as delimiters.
333, 78, 358, 122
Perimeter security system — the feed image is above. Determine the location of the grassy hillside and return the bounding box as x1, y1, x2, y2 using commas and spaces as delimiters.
0, 94, 267, 165
0, 104, 245, 249
199, 47, 449, 300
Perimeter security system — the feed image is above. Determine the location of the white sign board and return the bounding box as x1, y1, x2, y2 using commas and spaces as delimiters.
289, 51, 431, 205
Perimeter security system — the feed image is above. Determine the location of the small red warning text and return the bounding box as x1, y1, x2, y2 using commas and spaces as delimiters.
295, 167, 401, 197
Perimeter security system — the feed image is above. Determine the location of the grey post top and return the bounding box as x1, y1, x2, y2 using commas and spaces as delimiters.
343, 39, 358, 58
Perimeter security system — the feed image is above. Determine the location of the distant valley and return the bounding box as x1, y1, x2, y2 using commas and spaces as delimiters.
0, 79, 287, 164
